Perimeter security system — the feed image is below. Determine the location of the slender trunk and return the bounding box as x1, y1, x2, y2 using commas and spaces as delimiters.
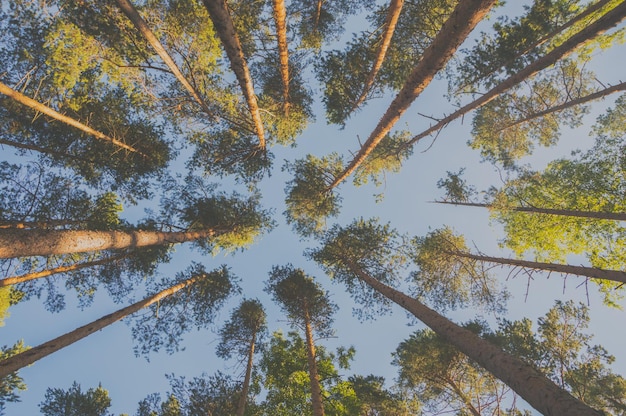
446, 250, 626, 284
0, 138, 94, 161
0, 228, 221, 259
0, 275, 199, 378
303, 306, 325, 416
272, 0, 290, 115
202, 0, 266, 149
345, 262, 603, 416
236, 332, 256, 416
351, 0, 404, 113
329, 0, 497, 190
314, 0, 324, 32
444, 376, 481, 416
0, 82, 146, 156
0, 252, 131, 287
114, 0, 217, 121
434, 200, 626, 221
399, 2, 626, 153
495, 80, 626, 133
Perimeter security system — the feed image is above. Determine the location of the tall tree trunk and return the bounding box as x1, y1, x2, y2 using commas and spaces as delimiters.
303, 306, 325, 416
272, 0, 290, 115
0, 82, 146, 156
115, 0, 218, 121
444, 250, 626, 284
313, 0, 324, 33
0, 228, 221, 259
236, 332, 256, 416
344, 261, 604, 416
0, 252, 131, 287
202, 0, 266, 149
398, 2, 626, 153
328, 0, 497, 190
434, 200, 626, 221
351, 0, 404, 113
0, 275, 200, 378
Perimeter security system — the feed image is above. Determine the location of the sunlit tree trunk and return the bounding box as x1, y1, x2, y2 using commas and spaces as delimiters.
272, 0, 290, 115
328, 0, 496, 190
0, 82, 145, 156
202, 0, 266, 148
344, 261, 604, 416
0, 275, 200, 378
0, 252, 131, 287
0, 228, 220, 259
351, 0, 404, 113
115, 0, 218, 121
303, 305, 325, 416
400, 2, 626, 152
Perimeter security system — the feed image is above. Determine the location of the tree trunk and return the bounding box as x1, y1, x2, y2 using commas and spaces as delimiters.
313, 0, 324, 33
400, 2, 626, 152
202, 0, 266, 149
0, 82, 145, 156
345, 262, 604, 416
444, 376, 482, 416
328, 0, 497, 190
434, 200, 626, 221
445, 250, 626, 284
0, 275, 200, 378
236, 332, 256, 416
0, 252, 132, 287
351, 0, 404, 113
272, 0, 290, 115
115, 0, 217, 121
0, 228, 220, 259
303, 306, 325, 416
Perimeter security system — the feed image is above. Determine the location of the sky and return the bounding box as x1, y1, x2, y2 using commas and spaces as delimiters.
2, 1, 626, 414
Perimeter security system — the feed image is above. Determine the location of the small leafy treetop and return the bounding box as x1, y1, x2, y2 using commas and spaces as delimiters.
39, 381, 113, 416
217, 298, 267, 361
265, 265, 336, 338
131, 263, 240, 357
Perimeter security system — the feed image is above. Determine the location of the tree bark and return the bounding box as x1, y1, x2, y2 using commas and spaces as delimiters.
236, 332, 256, 416
272, 0, 290, 115
399, 2, 626, 152
328, 0, 497, 190
345, 262, 604, 416
0, 82, 146, 156
0, 228, 220, 259
0, 252, 132, 287
434, 200, 626, 221
304, 306, 325, 416
202, 0, 266, 148
351, 0, 405, 113
0, 275, 200, 378
115, 0, 218, 121
445, 250, 626, 284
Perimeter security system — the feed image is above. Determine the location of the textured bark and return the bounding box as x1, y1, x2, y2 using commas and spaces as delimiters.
202, 0, 266, 148
435, 200, 626, 221
0, 252, 131, 287
400, 2, 626, 152
236, 332, 256, 416
345, 262, 604, 416
0, 276, 199, 378
272, 0, 290, 115
115, 0, 217, 121
0, 228, 219, 259
446, 250, 626, 284
351, 0, 405, 113
0, 82, 145, 156
303, 306, 325, 416
329, 0, 497, 190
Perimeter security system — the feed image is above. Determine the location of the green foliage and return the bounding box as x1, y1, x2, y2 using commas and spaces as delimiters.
284, 154, 344, 238
436, 168, 477, 202
131, 264, 240, 357
353, 130, 414, 187
39, 381, 112, 416
410, 227, 509, 312
0, 287, 11, 327
0, 341, 28, 413
216, 298, 267, 361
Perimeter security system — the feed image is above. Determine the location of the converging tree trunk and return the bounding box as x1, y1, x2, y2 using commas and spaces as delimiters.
328, 0, 497, 190
272, 0, 290, 115
236, 331, 256, 416
0, 82, 145, 156
344, 261, 604, 416
303, 306, 325, 416
202, 0, 266, 148
0, 275, 201, 378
